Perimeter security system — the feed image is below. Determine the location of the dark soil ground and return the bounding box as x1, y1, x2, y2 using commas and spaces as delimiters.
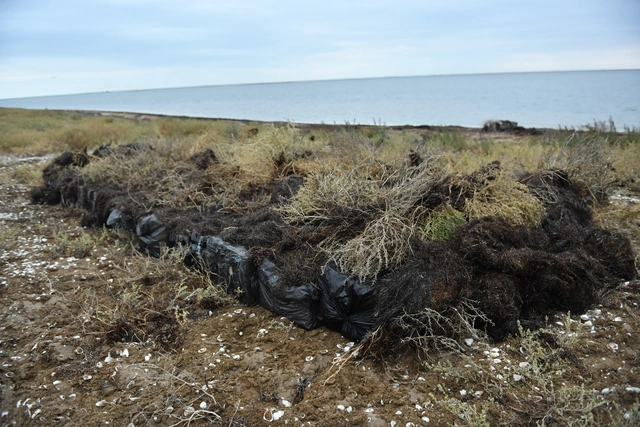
1, 146, 639, 426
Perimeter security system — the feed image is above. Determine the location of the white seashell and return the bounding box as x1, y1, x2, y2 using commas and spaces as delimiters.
305, 356, 314, 362
282, 399, 292, 408
95, 400, 108, 407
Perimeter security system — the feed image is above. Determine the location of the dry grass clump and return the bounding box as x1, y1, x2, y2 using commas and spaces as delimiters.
462, 166, 545, 227
279, 158, 387, 226
542, 131, 616, 203
223, 123, 310, 184
330, 211, 415, 281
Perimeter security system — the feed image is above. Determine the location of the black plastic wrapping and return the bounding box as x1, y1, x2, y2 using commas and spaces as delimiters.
196, 236, 258, 305
316, 264, 377, 341
256, 259, 320, 330
136, 214, 169, 257
106, 209, 135, 232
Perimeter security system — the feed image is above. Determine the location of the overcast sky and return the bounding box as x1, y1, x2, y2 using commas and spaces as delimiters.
1, 0, 639, 99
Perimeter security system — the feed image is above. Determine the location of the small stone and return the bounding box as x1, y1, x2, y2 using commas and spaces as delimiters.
337, 404, 345, 411
519, 362, 530, 368
584, 320, 593, 327
626, 387, 640, 393
282, 399, 292, 408
459, 390, 467, 397
422, 417, 430, 423
580, 314, 590, 321
464, 338, 474, 346
513, 374, 523, 382
614, 317, 623, 322
602, 388, 612, 394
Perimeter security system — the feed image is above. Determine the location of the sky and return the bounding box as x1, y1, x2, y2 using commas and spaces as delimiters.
0, 0, 639, 99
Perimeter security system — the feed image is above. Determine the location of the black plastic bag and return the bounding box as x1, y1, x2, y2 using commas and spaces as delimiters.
136, 214, 168, 257
316, 264, 377, 341
256, 259, 320, 330
196, 236, 258, 305
106, 209, 135, 232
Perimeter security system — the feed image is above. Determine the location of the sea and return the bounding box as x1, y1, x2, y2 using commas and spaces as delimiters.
1, 70, 639, 129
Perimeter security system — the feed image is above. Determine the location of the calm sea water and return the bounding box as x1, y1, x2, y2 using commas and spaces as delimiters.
1, 70, 639, 128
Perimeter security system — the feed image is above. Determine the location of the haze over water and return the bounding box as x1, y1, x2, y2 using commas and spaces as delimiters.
1, 70, 638, 129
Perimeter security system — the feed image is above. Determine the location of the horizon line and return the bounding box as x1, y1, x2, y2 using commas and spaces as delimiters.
1, 68, 638, 101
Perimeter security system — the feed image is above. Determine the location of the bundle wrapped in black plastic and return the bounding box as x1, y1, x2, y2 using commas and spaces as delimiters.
195, 236, 258, 305
316, 264, 377, 342
136, 214, 169, 257
256, 259, 320, 330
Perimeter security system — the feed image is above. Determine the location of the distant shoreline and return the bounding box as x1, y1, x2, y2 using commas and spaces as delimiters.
68, 108, 552, 134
